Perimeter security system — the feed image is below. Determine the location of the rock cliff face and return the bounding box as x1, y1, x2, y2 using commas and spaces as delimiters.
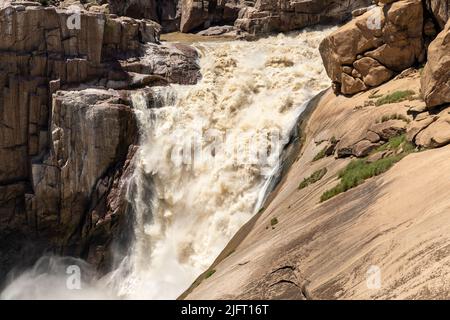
235, 0, 373, 35
105, 0, 251, 33
101, 0, 373, 34
106, 0, 181, 32
421, 19, 450, 107
0, 1, 200, 282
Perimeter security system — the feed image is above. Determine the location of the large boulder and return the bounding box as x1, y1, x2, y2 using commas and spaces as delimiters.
421, 20, 450, 108
29, 89, 138, 257
180, 0, 210, 32
409, 107, 450, 147
180, 0, 246, 32
320, 0, 424, 95
107, 0, 182, 32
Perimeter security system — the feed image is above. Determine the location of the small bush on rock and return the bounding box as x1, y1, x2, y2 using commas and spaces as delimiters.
205, 269, 216, 279
299, 168, 328, 190
321, 135, 416, 202
375, 90, 416, 106
313, 147, 327, 162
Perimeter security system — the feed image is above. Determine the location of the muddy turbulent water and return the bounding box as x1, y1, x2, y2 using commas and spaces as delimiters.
1, 28, 332, 300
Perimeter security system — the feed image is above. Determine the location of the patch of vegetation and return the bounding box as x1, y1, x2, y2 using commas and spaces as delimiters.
205, 269, 216, 279
313, 147, 327, 162
320, 135, 416, 202
375, 134, 414, 153
375, 90, 416, 106
313, 137, 337, 161
299, 168, 328, 190
377, 113, 411, 124
320, 156, 402, 202
270, 217, 279, 227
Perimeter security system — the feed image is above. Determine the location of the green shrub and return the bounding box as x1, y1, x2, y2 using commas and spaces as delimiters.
375, 90, 416, 106
205, 269, 216, 279
313, 147, 327, 162
299, 168, 328, 190
375, 134, 414, 153
270, 217, 279, 226
321, 134, 416, 202
320, 156, 402, 202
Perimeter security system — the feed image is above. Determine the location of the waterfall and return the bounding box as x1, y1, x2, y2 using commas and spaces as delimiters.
0, 28, 332, 300
108, 29, 333, 299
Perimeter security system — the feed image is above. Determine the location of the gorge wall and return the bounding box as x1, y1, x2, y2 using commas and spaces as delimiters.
59, 0, 374, 35
0, 1, 200, 283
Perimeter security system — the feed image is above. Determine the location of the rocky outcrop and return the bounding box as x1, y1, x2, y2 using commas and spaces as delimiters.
406, 105, 450, 148
177, 0, 374, 35
105, 0, 246, 33
179, 0, 247, 32
87, 0, 373, 35
421, 20, 450, 108
29, 89, 138, 267
235, 0, 372, 35
320, 0, 425, 95
106, 0, 181, 32
120, 42, 201, 85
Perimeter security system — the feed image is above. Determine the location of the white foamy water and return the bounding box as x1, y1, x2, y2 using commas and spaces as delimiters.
1, 29, 332, 300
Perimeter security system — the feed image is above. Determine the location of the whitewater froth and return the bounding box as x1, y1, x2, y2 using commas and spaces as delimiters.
112, 29, 333, 299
